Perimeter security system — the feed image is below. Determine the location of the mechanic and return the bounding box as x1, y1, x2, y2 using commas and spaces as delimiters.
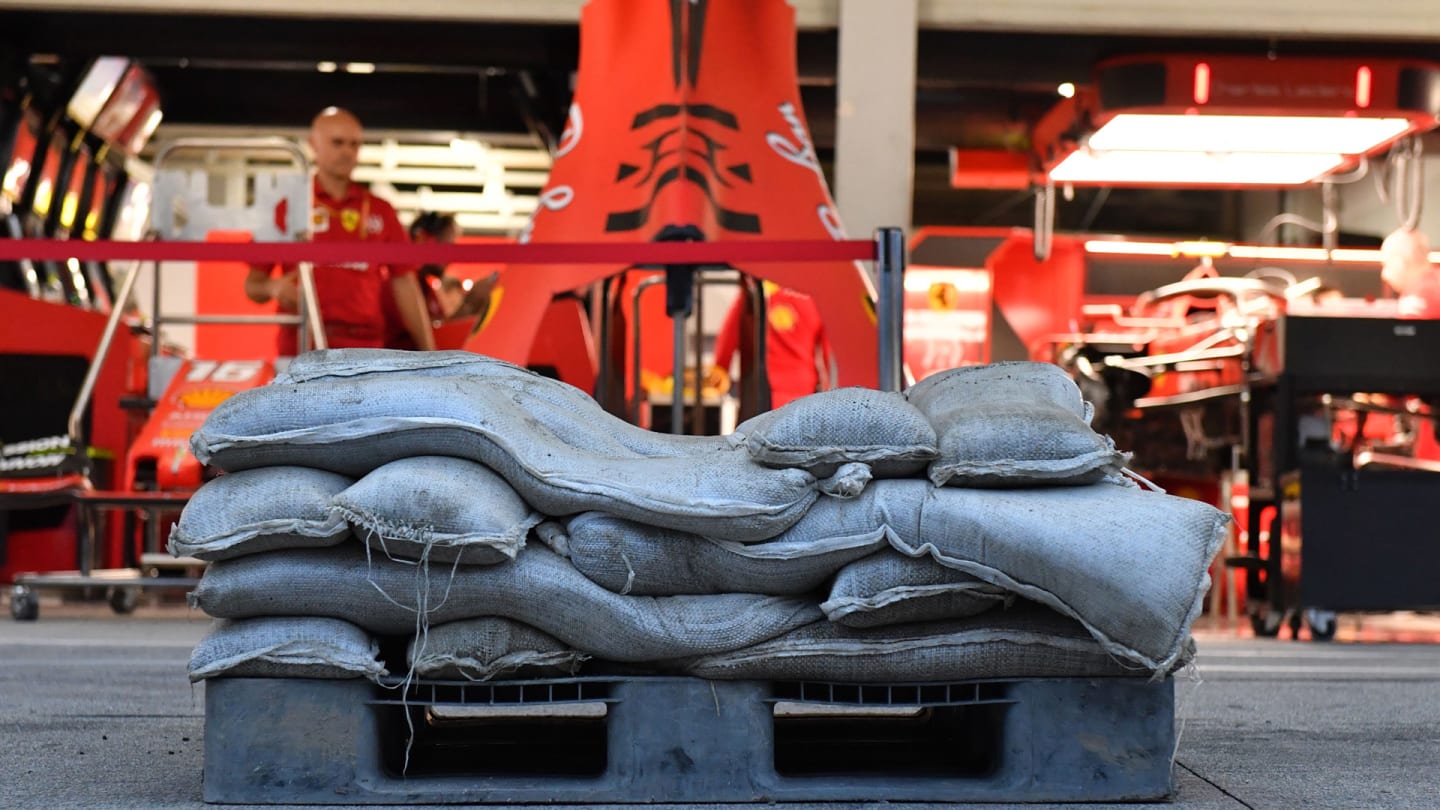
1380, 227, 1440, 318
244, 106, 435, 354
383, 211, 497, 349
709, 281, 832, 409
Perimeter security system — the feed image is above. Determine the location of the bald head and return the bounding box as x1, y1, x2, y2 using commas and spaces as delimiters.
1381, 227, 1433, 295
308, 107, 364, 188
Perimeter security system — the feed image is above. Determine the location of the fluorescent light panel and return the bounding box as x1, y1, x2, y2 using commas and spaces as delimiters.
1089, 114, 1413, 155
1083, 240, 1440, 265
1050, 149, 1345, 185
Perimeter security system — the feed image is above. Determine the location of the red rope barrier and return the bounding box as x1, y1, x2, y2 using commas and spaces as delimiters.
0, 239, 877, 265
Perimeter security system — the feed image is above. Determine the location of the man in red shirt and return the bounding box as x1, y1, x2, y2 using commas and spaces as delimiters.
1380, 227, 1440, 318
710, 281, 832, 408
245, 107, 435, 355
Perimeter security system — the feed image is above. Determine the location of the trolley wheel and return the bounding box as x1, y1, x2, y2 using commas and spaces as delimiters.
1287, 610, 1304, 639
108, 587, 139, 615
1305, 608, 1338, 642
1250, 608, 1283, 638
10, 586, 39, 622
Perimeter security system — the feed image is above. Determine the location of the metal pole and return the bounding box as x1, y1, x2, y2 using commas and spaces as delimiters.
159, 314, 304, 326
297, 261, 326, 352
150, 255, 162, 360
1321, 180, 1338, 253
594, 278, 612, 411
875, 227, 906, 392
1033, 181, 1055, 262
751, 277, 771, 412
691, 274, 706, 436
68, 258, 143, 446
631, 276, 667, 424
671, 306, 686, 435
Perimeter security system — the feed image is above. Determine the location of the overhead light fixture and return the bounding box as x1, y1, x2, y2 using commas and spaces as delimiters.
344, 62, 376, 74
1057, 82, 1076, 99
1086, 114, 1413, 155
1050, 149, 1348, 186
1083, 238, 1440, 265
1032, 55, 1440, 188
316, 61, 338, 73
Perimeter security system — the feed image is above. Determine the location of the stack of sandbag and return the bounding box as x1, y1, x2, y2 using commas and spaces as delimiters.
174, 350, 1226, 685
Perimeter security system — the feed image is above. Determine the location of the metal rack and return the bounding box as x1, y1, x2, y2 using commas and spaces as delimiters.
10, 137, 322, 621
1234, 313, 1440, 639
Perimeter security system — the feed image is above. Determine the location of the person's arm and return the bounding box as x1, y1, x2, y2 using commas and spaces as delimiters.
244, 265, 298, 309
815, 323, 834, 391
391, 273, 437, 351
705, 293, 745, 392
451, 271, 500, 319
712, 293, 743, 373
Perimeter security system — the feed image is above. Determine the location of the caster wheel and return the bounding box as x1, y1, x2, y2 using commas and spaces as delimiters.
108, 587, 139, 615
1249, 609, 1283, 638
10, 587, 39, 621
1305, 608, 1338, 642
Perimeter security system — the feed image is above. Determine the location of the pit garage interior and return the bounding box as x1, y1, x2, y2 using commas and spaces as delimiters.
3, 2, 1440, 808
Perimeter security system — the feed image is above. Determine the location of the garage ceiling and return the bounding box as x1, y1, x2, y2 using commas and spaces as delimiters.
3, 3, 1440, 238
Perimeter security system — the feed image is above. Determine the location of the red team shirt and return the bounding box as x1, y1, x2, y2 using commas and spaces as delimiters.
266, 178, 418, 356
714, 284, 832, 408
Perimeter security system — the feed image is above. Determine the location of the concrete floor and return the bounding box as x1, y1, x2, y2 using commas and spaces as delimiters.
3, 602, 1439, 809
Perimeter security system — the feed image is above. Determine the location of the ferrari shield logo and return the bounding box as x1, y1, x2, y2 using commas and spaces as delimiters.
340, 209, 361, 233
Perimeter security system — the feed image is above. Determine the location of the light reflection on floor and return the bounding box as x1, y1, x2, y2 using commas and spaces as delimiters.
1194, 610, 1440, 644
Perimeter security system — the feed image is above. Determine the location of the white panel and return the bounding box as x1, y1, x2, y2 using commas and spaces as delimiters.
834, 0, 917, 238
130, 260, 196, 356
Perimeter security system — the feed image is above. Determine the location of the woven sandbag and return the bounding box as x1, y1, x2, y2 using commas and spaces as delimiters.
187, 617, 385, 682
189, 544, 822, 662
681, 603, 1151, 682
191, 375, 864, 542
276, 348, 519, 384
562, 511, 889, 596
167, 467, 352, 561
745, 477, 1224, 674
886, 478, 1226, 673
905, 361, 1127, 487
409, 617, 587, 681
731, 387, 937, 477
821, 551, 1011, 628
332, 456, 540, 565
275, 349, 727, 458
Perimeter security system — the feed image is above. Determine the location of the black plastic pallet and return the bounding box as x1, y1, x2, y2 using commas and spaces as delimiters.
203, 674, 1175, 804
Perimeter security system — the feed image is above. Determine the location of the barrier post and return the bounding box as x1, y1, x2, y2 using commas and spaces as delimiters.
875, 227, 906, 392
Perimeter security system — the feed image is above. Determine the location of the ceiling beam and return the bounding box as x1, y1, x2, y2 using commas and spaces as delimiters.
4, 0, 1440, 39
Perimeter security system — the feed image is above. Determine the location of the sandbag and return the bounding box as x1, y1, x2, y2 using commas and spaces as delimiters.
739, 478, 1224, 673
187, 617, 385, 682
731, 387, 937, 477
892, 479, 1226, 672
409, 617, 587, 681
332, 456, 540, 565
274, 348, 727, 458
191, 375, 864, 542
905, 361, 1128, 487
821, 551, 1011, 628
167, 467, 352, 561
562, 511, 889, 595
189, 544, 822, 662
681, 604, 1152, 682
